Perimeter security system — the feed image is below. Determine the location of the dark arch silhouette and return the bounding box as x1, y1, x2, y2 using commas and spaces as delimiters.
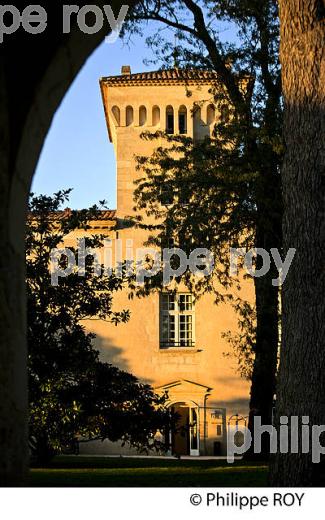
0, 0, 138, 485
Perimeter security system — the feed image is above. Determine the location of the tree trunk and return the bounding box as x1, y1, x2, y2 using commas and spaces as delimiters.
269, 0, 325, 486
247, 272, 278, 458
246, 148, 282, 459
246, 222, 280, 459
31, 435, 56, 467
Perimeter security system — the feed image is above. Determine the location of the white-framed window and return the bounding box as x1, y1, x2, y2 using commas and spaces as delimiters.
160, 293, 195, 348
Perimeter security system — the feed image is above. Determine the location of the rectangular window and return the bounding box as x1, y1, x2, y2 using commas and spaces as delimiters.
160, 293, 195, 348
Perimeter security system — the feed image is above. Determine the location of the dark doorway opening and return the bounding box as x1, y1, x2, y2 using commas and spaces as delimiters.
171, 403, 190, 456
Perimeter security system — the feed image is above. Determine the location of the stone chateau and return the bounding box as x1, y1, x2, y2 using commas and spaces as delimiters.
67, 66, 253, 456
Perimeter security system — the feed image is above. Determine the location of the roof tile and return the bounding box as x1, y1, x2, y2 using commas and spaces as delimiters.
101, 68, 219, 86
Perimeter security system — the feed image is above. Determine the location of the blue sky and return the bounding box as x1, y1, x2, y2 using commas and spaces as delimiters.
32, 20, 237, 209
32, 33, 155, 209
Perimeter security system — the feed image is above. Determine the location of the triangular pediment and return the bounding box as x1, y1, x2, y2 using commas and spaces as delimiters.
155, 379, 212, 407
156, 379, 212, 392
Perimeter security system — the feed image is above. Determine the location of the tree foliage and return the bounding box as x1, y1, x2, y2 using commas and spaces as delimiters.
27, 190, 169, 463
222, 298, 256, 380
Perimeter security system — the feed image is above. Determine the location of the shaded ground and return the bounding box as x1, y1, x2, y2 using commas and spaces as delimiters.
29, 456, 268, 487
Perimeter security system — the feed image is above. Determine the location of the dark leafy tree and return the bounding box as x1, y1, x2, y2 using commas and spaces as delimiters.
27, 190, 169, 463
123, 0, 283, 455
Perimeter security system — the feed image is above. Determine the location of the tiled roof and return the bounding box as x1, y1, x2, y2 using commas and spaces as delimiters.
57, 209, 117, 221
101, 68, 220, 87
29, 209, 117, 221
95, 210, 117, 220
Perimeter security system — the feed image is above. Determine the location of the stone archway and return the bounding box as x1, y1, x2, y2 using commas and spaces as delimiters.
0, 1, 138, 485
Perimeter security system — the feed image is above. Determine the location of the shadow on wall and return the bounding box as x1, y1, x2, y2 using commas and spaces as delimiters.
91, 334, 154, 386
92, 334, 130, 372
218, 397, 250, 419
212, 376, 250, 417
215, 375, 250, 387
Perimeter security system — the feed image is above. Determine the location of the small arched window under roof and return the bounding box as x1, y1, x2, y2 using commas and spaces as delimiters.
166, 105, 174, 134
111, 105, 120, 126
139, 105, 147, 126
152, 105, 160, 126
178, 105, 187, 134
126, 105, 134, 126
207, 104, 215, 125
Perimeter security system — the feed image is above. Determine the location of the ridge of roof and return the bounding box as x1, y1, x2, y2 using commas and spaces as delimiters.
100, 68, 220, 86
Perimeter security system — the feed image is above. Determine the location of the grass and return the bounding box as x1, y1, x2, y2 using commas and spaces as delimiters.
29, 456, 268, 487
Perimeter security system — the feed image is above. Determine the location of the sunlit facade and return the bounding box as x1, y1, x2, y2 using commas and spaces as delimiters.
69, 67, 253, 456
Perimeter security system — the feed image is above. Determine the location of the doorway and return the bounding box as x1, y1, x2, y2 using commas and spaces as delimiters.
170, 402, 199, 456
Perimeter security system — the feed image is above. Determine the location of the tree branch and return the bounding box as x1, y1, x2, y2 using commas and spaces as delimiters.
132, 13, 197, 37
181, 0, 245, 108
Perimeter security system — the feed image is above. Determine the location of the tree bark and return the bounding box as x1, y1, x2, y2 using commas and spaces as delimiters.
269, 0, 325, 486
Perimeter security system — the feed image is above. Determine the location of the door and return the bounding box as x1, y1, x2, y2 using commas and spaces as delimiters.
189, 407, 200, 456
171, 404, 190, 456
171, 403, 200, 456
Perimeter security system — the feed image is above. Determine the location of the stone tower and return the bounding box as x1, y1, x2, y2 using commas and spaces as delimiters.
100, 67, 221, 218
77, 67, 253, 457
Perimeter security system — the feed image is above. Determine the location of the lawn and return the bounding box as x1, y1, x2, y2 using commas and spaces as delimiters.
29, 456, 268, 487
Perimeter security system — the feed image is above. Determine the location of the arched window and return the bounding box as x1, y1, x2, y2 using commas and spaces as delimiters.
207, 104, 215, 125
139, 105, 147, 126
126, 105, 134, 126
220, 104, 230, 123
166, 105, 174, 134
178, 105, 187, 134
152, 105, 160, 126
193, 105, 202, 141
111, 105, 120, 126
